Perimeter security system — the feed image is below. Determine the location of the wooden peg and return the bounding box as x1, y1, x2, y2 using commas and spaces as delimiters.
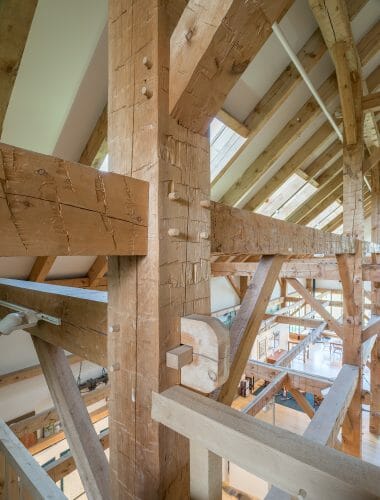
166, 345, 193, 370
200, 200, 211, 208
168, 228, 180, 237
141, 86, 152, 98
142, 56, 152, 69
168, 191, 180, 201
200, 232, 209, 240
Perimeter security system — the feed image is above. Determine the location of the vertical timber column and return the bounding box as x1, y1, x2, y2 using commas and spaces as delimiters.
371, 163, 380, 434
340, 73, 364, 457
108, 2, 210, 498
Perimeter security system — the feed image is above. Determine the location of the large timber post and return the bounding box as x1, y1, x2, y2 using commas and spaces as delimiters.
107, 2, 210, 497
371, 162, 380, 435
338, 71, 364, 458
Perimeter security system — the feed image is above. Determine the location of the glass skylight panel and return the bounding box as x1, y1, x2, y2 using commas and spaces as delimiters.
257, 173, 317, 220
307, 202, 342, 229
210, 118, 245, 181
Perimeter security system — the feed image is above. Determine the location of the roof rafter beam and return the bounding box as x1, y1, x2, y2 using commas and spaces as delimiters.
170, 0, 294, 133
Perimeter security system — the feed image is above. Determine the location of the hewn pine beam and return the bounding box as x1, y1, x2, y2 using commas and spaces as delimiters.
170, 0, 293, 133
370, 158, 380, 434
0, 354, 81, 389
152, 386, 380, 500
363, 91, 380, 113
79, 105, 107, 168
218, 255, 285, 405
10, 385, 109, 437
285, 383, 315, 419
305, 364, 359, 446
242, 372, 288, 416
0, 0, 38, 135
216, 109, 249, 138
28, 256, 56, 283
245, 360, 334, 396
0, 279, 107, 365
211, 202, 355, 257
108, 2, 212, 496
362, 315, 380, 342
265, 364, 359, 499
276, 321, 327, 367
0, 143, 148, 256
33, 338, 109, 498
88, 256, 108, 287
212, 0, 367, 189
287, 279, 343, 338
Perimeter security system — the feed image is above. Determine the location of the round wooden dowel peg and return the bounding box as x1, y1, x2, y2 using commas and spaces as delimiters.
141, 86, 152, 99
142, 56, 152, 69
200, 200, 211, 208
200, 231, 209, 240
168, 191, 180, 201
168, 228, 180, 237
185, 28, 193, 42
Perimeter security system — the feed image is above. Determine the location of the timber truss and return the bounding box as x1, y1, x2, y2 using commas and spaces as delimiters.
0, 1, 380, 499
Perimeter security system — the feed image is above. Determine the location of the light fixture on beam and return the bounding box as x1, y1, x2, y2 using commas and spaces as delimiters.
0, 299, 61, 336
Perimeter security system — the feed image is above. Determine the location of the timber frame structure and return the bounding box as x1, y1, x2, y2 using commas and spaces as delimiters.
0, 1, 380, 499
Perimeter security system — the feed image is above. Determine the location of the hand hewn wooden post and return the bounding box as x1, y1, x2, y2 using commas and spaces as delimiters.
370, 161, 380, 434
107, 2, 211, 497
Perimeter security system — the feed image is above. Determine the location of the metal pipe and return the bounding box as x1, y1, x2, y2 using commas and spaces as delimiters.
272, 22, 343, 143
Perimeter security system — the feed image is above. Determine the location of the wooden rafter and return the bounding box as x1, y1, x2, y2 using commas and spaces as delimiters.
170, 0, 294, 133
0, 0, 38, 135
211, 0, 367, 189
28, 256, 56, 283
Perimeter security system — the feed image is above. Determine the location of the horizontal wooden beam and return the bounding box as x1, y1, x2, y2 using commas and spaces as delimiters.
0, 143, 148, 256
276, 321, 327, 367
152, 386, 380, 499
0, 279, 107, 365
362, 315, 380, 342
212, 258, 380, 282
286, 279, 343, 338
304, 364, 359, 447
45, 429, 109, 483
245, 360, 333, 396
242, 372, 288, 416
0, 354, 81, 388
10, 385, 109, 437
211, 202, 355, 256
362, 91, 380, 113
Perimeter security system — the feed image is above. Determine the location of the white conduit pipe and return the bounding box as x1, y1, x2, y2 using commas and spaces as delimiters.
272, 22, 343, 143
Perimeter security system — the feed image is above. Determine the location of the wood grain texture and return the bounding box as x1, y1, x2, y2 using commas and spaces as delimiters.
211, 202, 355, 256
108, 1, 211, 496
170, 0, 293, 133
152, 385, 380, 500
0, 142, 148, 256
33, 338, 109, 498
218, 255, 285, 405
0, 420, 65, 500
211, 0, 366, 189
0, 0, 38, 135
0, 279, 107, 365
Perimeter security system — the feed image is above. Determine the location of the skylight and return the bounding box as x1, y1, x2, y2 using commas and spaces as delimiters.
307, 201, 342, 229
256, 173, 317, 220
210, 118, 245, 181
